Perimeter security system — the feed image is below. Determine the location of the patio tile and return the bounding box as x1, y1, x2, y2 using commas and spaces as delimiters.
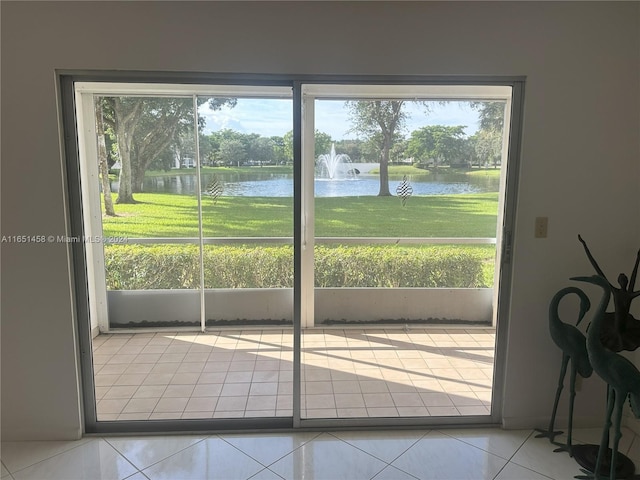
249, 382, 279, 396
185, 397, 217, 412
169, 373, 200, 385
333, 380, 362, 393
334, 393, 366, 408
134, 385, 167, 398
363, 393, 395, 408
95, 374, 119, 387
124, 363, 155, 374
135, 353, 162, 363
163, 384, 195, 398
154, 397, 189, 413
221, 383, 251, 396
225, 371, 254, 383
103, 385, 138, 399
143, 374, 173, 385
367, 407, 399, 417
390, 392, 423, 407
198, 372, 227, 383
122, 398, 159, 414
91, 327, 495, 421
306, 394, 336, 409
246, 395, 277, 411
252, 370, 279, 382
98, 364, 129, 375
158, 353, 186, 363
216, 396, 248, 411
305, 381, 333, 394
97, 398, 129, 415
360, 380, 390, 393
114, 374, 148, 386
192, 384, 223, 397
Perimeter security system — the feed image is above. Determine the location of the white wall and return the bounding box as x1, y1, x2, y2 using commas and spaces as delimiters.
1, 1, 639, 440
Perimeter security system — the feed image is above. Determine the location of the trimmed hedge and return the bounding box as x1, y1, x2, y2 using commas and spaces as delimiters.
104, 244, 491, 290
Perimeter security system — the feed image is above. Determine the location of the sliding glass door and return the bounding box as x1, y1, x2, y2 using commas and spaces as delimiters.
299, 84, 513, 422
68, 76, 521, 431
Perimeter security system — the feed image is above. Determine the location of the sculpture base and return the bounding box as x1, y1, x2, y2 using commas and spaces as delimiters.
573, 444, 635, 479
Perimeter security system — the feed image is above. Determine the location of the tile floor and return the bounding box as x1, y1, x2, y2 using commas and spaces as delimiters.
3, 426, 640, 479
93, 327, 495, 420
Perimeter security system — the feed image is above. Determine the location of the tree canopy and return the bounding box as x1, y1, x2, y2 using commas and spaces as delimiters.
346, 100, 408, 196
406, 125, 467, 168
101, 96, 236, 204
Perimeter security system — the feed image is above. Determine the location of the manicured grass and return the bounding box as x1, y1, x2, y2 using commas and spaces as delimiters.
102, 192, 499, 238
369, 165, 432, 176
466, 168, 501, 178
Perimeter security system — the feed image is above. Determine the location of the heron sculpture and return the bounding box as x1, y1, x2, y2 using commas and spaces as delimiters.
573, 275, 640, 480
536, 286, 593, 455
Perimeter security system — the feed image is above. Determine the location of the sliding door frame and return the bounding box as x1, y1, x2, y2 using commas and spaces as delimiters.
59, 71, 524, 434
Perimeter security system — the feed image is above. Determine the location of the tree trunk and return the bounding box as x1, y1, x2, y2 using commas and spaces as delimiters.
95, 99, 116, 216
378, 140, 392, 197
113, 98, 140, 204
116, 143, 135, 204
131, 163, 146, 194
115, 119, 135, 204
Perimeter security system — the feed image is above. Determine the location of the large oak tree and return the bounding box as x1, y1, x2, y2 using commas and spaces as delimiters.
101, 96, 236, 204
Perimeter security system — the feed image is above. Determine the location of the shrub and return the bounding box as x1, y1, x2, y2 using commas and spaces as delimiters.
314, 245, 486, 288
104, 244, 490, 290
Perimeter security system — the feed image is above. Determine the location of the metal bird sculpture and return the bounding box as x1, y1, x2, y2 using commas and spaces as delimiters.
573, 275, 640, 480
536, 286, 593, 455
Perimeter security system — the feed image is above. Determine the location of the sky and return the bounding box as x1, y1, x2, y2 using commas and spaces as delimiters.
199, 99, 482, 140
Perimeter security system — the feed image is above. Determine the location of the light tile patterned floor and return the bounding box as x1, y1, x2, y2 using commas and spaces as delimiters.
93, 327, 495, 421
4, 427, 640, 479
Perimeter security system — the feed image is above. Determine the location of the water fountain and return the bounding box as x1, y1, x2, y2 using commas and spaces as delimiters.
316, 144, 358, 180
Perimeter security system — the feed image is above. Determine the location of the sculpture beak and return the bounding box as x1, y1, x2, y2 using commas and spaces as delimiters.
570, 276, 593, 283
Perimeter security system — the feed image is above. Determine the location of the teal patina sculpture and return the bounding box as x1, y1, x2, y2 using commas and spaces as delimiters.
573, 275, 640, 480
536, 286, 592, 455
578, 235, 640, 352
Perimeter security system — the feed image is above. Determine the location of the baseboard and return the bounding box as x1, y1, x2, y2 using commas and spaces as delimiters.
0, 425, 83, 441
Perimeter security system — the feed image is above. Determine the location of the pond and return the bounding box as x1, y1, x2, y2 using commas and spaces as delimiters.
111, 170, 500, 197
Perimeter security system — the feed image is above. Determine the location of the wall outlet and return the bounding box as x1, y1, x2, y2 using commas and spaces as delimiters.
535, 217, 548, 238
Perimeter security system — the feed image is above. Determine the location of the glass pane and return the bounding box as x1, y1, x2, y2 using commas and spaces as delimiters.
303, 93, 508, 420
199, 95, 294, 418
91, 95, 202, 421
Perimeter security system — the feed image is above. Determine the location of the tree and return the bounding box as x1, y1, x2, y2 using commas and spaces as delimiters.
281, 130, 332, 165
335, 139, 365, 161
219, 138, 247, 166
95, 97, 115, 216
470, 101, 506, 168
474, 129, 503, 168
406, 125, 467, 168
270, 135, 287, 165
346, 100, 407, 196
472, 101, 505, 131
102, 96, 236, 204
314, 131, 333, 159
247, 136, 276, 165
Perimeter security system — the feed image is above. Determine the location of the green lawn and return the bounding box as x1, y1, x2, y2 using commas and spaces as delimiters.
102, 192, 500, 288
102, 192, 499, 238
